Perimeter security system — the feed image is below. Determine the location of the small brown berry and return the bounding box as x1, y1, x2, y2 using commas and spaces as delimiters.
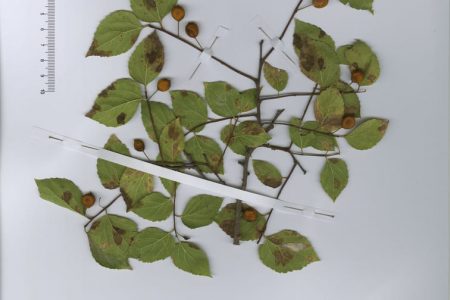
342, 115, 356, 129
243, 208, 257, 222
157, 78, 171, 92
185, 22, 199, 38
133, 139, 145, 152
82, 193, 96, 208
313, 0, 329, 8
171, 5, 185, 22
351, 69, 365, 84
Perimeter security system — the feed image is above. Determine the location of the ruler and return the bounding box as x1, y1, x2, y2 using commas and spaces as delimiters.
40, 0, 56, 94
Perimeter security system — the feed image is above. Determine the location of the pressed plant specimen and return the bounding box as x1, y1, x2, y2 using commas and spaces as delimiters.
35, 0, 387, 276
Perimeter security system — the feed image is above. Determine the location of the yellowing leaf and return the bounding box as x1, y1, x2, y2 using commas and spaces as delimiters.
86, 79, 142, 127
252, 160, 283, 188
314, 88, 345, 131
258, 230, 319, 273
35, 178, 85, 215
86, 10, 143, 57
345, 118, 389, 150
320, 158, 349, 201
263, 63, 288, 92
129, 32, 164, 85
120, 169, 154, 211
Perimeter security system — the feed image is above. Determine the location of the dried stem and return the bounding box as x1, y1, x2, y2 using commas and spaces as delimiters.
147, 24, 257, 82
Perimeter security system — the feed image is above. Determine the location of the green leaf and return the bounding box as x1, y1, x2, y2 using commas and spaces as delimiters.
221, 121, 271, 155
87, 215, 138, 269
314, 88, 345, 131
97, 134, 131, 189
258, 230, 319, 273
86, 10, 143, 57
35, 178, 85, 215
289, 119, 337, 151
120, 168, 154, 211
181, 195, 223, 229
129, 32, 164, 85
184, 135, 224, 174
337, 40, 380, 86
161, 178, 179, 196
293, 20, 340, 87
171, 90, 208, 132
131, 192, 173, 222
86, 78, 142, 127
160, 118, 185, 162
204, 81, 257, 117
130, 0, 177, 22
141, 101, 176, 142
335, 81, 361, 118
252, 160, 283, 188
345, 118, 389, 150
263, 63, 288, 92
320, 158, 349, 201
171, 242, 212, 277
215, 203, 266, 241
339, 0, 374, 13
129, 227, 175, 263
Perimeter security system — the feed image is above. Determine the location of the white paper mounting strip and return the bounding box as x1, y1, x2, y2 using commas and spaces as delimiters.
33, 127, 335, 221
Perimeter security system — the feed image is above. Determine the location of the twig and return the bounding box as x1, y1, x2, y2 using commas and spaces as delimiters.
185, 113, 256, 136
147, 24, 257, 82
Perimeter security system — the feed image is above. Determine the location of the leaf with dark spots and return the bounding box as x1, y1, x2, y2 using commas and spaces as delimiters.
141, 101, 176, 143
86, 10, 143, 57
259, 230, 319, 273
87, 215, 137, 270
252, 160, 283, 188
129, 32, 164, 85
35, 178, 85, 215
314, 87, 345, 131
86, 78, 142, 127
119, 168, 154, 211
263, 62, 289, 92
185, 135, 224, 174
160, 119, 185, 162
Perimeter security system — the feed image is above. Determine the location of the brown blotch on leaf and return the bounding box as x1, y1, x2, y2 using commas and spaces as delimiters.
317, 57, 325, 70
273, 249, 294, 266
378, 121, 389, 133
99, 83, 116, 98
143, 0, 156, 10
168, 124, 180, 140
62, 191, 72, 203
86, 40, 112, 57
116, 112, 127, 125
85, 104, 100, 118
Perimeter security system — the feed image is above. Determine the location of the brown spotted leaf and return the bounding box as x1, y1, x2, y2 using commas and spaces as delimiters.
252, 160, 283, 188
120, 168, 154, 211
141, 101, 176, 143
86, 78, 143, 127
221, 121, 271, 155
129, 32, 164, 85
335, 81, 361, 118
320, 158, 349, 201
293, 20, 340, 87
87, 214, 137, 269
345, 118, 389, 150
258, 230, 319, 273
214, 203, 266, 241
97, 135, 131, 189
159, 118, 185, 162
86, 10, 143, 57
35, 178, 85, 215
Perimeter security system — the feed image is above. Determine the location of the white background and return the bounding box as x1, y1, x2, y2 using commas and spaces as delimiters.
0, 0, 448, 299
